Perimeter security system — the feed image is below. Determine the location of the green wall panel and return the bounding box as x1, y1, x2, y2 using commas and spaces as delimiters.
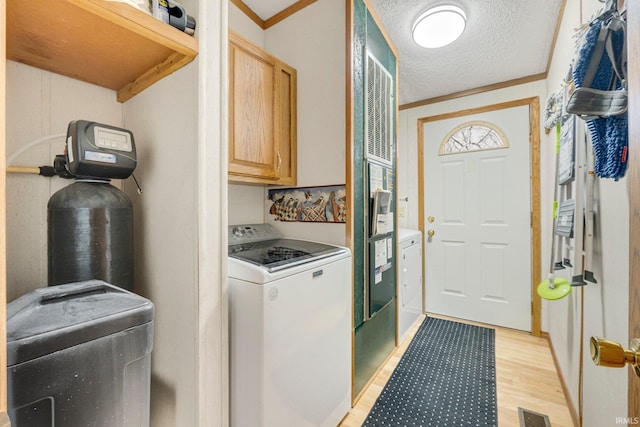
353, 0, 366, 331
352, 0, 398, 398
354, 302, 396, 395
366, 11, 396, 80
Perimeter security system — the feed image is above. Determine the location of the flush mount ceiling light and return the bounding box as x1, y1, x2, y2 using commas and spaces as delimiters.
412, 5, 467, 49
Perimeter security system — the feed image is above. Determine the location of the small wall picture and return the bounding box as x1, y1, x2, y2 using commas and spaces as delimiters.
268, 185, 346, 223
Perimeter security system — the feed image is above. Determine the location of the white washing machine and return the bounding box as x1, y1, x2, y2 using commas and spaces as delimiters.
227, 224, 352, 427
397, 228, 423, 343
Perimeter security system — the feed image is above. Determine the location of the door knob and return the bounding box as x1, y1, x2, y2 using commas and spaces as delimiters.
590, 336, 640, 377
427, 229, 435, 237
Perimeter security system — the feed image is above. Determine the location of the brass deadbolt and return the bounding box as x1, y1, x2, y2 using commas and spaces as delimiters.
590, 336, 640, 377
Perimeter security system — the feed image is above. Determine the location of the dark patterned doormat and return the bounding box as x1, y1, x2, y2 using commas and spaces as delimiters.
363, 316, 497, 426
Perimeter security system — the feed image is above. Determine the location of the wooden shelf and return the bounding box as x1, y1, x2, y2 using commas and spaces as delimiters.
7, 0, 199, 102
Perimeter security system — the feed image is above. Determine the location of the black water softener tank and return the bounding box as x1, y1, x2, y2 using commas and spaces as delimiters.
48, 180, 134, 290
48, 120, 137, 291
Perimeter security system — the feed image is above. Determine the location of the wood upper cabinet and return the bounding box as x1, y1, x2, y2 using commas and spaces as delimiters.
228, 31, 297, 185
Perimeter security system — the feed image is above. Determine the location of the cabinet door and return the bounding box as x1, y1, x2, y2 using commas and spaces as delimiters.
274, 61, 297, 185
229, 35, 280, 181
228, 32, 297, 185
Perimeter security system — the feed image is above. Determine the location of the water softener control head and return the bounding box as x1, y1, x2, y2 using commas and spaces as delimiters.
65, 120, 137, 180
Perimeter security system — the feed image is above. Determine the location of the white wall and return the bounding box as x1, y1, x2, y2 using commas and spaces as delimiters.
541, 0, 583, 418
229, 3, 264, 47
229, 0, 347, 246
5, 62, 123, 302
123, 63, 199, 426
398, 0, 630, 424
263, 0, 346, 246
544, 1, 629, 425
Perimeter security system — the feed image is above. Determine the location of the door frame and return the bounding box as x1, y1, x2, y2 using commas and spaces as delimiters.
417, 97, 542, 336
628, 0, 640, 419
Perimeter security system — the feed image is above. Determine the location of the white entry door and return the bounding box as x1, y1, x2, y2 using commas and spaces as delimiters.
423, 105, 531, 331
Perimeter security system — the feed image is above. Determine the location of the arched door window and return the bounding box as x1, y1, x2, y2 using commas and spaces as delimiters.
439, 121, 509, 155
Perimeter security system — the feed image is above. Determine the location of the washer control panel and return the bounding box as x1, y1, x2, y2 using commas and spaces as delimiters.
228, 224, 282, 245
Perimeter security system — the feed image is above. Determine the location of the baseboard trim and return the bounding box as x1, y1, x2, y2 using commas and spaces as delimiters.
542, 331, 579, 427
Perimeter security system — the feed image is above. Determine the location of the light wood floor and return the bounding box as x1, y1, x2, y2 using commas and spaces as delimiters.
340, 314, 575, 427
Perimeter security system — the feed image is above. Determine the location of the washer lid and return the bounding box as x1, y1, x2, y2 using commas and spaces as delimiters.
229, 238, 349, 272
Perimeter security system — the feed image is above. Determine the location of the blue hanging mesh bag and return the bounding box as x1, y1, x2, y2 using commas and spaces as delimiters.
566, 1, 627, 180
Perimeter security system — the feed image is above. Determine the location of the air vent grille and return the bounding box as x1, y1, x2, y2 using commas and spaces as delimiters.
518, 407, 551, 427
365, 51, 393, 166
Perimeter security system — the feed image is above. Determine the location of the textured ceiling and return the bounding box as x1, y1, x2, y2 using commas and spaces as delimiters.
369, 0, 564, 105
240, 0, 564, 106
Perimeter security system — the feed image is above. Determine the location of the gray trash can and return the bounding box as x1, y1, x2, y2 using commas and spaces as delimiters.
7, 280, 154, 427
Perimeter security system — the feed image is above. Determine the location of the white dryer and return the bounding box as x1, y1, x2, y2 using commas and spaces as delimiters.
397, 228, 423, 343
227, 224, 352, 427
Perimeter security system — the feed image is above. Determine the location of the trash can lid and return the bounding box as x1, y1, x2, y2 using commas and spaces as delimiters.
7, 280, 154, 366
